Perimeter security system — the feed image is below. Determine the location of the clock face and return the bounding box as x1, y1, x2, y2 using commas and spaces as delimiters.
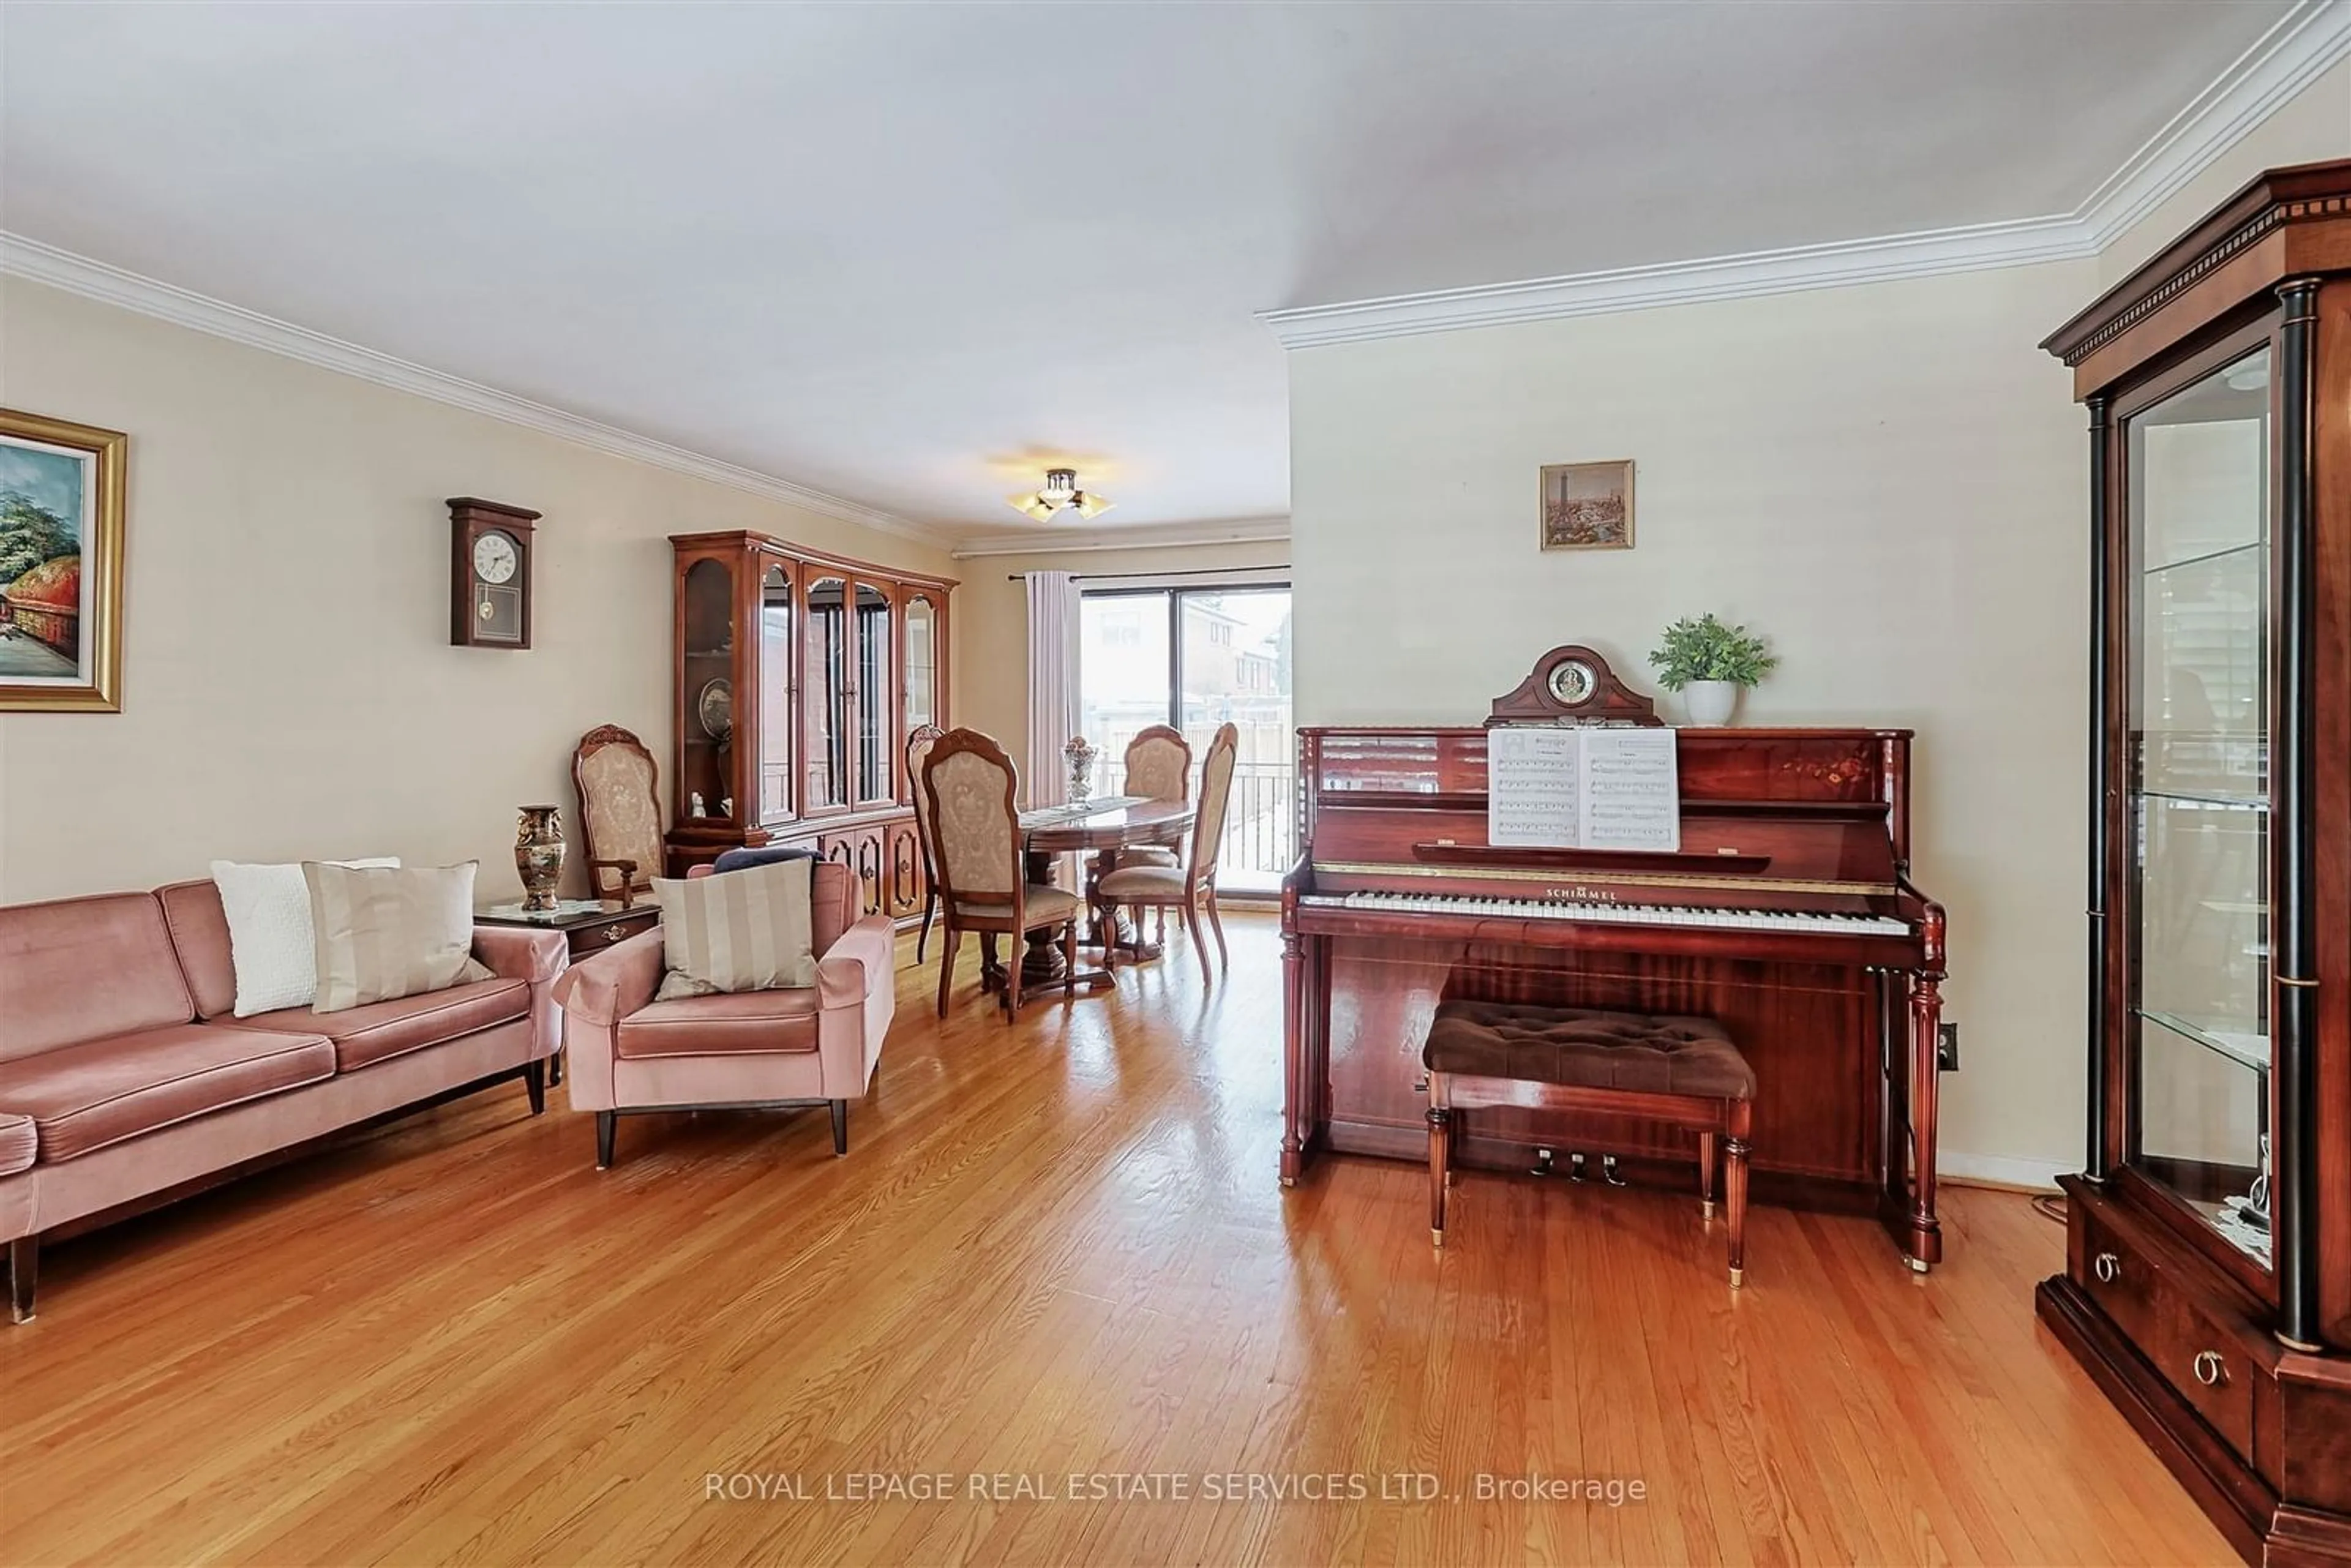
1547, 658, 1597, 706
472, 530, 520, 585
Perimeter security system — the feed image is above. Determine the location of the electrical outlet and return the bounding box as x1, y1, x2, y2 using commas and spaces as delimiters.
1938, 1021, 1960, 1072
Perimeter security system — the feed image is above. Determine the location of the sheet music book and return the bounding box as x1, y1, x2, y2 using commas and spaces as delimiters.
1488, 726, 1681, 852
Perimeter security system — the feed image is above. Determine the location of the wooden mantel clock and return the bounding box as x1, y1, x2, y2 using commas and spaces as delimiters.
448, 497, 541, 649
1487, 645, 1660, 725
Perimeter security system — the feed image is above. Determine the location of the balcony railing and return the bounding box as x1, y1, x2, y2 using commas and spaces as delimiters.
1087, 754, 1297, 893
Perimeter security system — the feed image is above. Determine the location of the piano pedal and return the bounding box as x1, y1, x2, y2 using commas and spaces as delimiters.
1530, 1147, 1558, 1179
1565, 1150, 1587, 1183
1602, 1154, 1630, 1188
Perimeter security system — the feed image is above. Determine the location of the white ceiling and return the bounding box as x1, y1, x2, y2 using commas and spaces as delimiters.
0, 1, 2306, 542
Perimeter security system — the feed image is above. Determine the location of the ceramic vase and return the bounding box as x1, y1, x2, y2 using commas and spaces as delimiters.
516, 804, 566, 912
1683, 680, 1741, 726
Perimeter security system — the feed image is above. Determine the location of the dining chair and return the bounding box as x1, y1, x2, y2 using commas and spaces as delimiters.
905, 724, 945, 961
922, 729, 1084, 1020
1114, 725, 1192, 872
573, 724, 664, 906
1104, 724, 1192, 943
1097, 722, 1237, 981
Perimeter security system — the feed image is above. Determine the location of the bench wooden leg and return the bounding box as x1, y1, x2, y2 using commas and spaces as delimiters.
1427, 1105, 1452, 1247
1698, 1130, 1719, 1218
1725, 1100, 1753, 1287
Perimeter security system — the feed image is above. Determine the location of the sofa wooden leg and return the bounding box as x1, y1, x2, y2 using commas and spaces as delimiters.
549, 1049, 564, 1089
830, 1099, 849, 1157
523, 1059, 547, 1116
595, 1111, 617, 1171
10, 1234, 37, 1323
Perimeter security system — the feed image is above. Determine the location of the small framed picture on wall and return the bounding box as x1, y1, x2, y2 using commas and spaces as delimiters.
1539, 459, 1634, 552
0, 407, 127, 713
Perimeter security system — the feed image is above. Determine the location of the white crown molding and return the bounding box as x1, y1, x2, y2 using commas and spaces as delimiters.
950, 519, 1291, 559
0, 233, 952, 549
2079, 0, 2351, 249
1261, 0, 2351, 350
1259, 213, 2094, 348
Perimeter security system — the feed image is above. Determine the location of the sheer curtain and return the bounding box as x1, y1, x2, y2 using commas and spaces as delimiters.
1023, 571, 1080, 808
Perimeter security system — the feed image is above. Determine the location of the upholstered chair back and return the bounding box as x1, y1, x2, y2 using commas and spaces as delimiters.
574, 726, 664, 899
1122, 725, 1192, 803
905, 724, 945, 875
1190, 724, 1240, 883
924, 730, 1020, 905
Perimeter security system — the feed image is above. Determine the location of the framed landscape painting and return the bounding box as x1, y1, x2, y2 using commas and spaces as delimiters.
1539, 459, 1634, 551
0, 408, 126, 712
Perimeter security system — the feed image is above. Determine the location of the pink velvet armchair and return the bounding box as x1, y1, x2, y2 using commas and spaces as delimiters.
550, 860, 896, 1168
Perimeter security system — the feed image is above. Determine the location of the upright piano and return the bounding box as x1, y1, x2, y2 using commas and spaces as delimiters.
1278, 650, 1949, 1270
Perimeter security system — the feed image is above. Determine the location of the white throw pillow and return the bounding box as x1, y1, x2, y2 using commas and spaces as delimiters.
211, 857, 400, 1016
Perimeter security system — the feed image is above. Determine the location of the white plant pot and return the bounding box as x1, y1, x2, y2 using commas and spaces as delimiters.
1682, 680, 1741, 726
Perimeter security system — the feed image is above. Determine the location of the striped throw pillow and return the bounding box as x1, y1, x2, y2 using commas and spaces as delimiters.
651, 857, 817, 999
304, 861, 494, 1014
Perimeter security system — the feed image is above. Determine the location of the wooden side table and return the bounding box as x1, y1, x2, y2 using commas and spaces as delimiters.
474, 900, 661, 1085
476, 898, 659, 959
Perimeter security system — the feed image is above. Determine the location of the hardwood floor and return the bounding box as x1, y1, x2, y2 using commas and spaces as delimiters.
2, 912, 2230, 1566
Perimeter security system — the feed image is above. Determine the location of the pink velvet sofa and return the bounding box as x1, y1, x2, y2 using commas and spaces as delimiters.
552, 860, 894, 1167
0, 880, 567, 1321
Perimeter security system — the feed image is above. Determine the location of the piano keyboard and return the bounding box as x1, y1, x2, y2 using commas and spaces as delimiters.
1314, 890, 1911, 937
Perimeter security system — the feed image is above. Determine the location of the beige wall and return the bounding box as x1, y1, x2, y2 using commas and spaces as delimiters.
1290, 262, 2095, 1175
953, 539, 1290, 767
0, 279, 958, 905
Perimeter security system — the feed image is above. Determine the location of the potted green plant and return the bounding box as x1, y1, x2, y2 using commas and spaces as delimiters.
1647, 613, 1777, 726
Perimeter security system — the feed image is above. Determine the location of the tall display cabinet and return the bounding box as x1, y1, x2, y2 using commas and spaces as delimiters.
665, 530, 953, 923
2039, 161, 2351, 1565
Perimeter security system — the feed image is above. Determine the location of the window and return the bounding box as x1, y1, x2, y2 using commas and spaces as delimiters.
1078, 583, 1294, 891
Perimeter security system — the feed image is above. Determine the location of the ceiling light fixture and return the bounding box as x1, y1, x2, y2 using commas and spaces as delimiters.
1006, 467, 1113, 523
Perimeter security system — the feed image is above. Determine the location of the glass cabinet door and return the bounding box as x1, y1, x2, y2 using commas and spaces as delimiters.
2126, 342, 2273, 1268
854, 582, 895, 806
757, 560, 795, 826
804, 576, 850, 811
681, 555, 737, 824
904, 593, 939, 739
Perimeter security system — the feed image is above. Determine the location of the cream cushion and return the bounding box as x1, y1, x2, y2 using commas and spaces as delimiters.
1097, 865, 1185, 900
212, 856, 400, 1017
652, 857, 817, 999
304, 861, 493, 1014
952, 885, 1084, 925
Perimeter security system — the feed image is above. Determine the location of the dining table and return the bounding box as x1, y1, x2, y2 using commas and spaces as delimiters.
994, 793, 1196, 989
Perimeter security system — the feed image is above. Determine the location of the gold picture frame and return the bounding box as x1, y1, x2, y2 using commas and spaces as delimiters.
0, 408, 127, 713
1539, 459, 1634, 552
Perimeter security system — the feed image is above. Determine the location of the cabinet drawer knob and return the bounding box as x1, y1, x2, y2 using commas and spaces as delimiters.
2192, 1350, 2227, 1387
604, 924, 630, 944
2092, 1251, 2120, 1284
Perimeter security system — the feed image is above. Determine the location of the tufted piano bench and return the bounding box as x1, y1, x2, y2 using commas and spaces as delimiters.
1421, 1000, 1757, 1286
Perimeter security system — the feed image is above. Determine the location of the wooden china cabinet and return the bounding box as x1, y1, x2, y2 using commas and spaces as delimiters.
664, 530, 953, 923
2039, 160, 2351, 1566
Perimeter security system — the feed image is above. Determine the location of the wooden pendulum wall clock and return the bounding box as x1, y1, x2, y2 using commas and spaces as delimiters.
448, 497, 541, 650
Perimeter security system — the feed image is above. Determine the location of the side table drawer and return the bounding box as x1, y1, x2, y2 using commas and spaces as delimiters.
570, 910, 659, 956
